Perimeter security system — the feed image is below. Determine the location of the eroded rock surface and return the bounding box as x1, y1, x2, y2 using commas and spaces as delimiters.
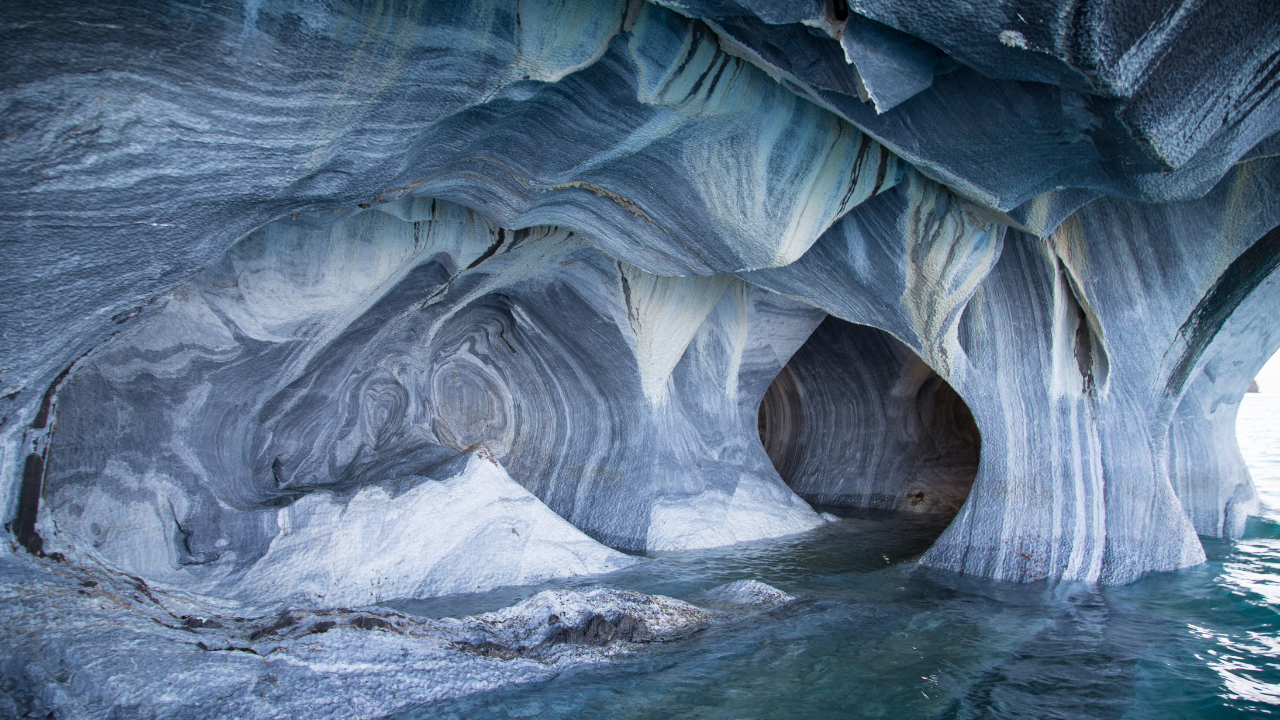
37, 198, 826, 605
0, 550, 707, 719
0, 0, 1278, 689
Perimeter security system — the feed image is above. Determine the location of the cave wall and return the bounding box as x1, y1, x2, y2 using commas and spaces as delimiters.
1167, 229, 1280, 538
37, 197, 825, 604
657, 0, 1280, 210
3, 0, 1280, 592
745, 160, 1280, 583
0, 0, 905, 476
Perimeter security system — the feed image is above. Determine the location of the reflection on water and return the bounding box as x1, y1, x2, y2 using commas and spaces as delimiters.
389, 395, 1280, 719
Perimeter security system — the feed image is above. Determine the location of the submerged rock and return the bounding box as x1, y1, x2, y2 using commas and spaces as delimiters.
697, 579, 797, 610
451, 587, 710, 656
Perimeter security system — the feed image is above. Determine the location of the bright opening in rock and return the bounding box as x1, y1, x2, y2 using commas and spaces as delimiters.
758, 316, 980, 518
1238, 350, 1280, 521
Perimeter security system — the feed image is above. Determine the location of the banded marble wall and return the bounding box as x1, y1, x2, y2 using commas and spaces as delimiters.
37, 198, 827, 605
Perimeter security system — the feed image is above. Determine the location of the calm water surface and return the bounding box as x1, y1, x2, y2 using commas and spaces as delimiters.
391, 394, 1280, 719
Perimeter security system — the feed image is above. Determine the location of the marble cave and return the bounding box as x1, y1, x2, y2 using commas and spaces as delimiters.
2, 0, 1280, 716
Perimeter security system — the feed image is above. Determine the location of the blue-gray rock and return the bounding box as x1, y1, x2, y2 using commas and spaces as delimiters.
0, 0, 1278, 617
1168, 229, 1280, 538
747, 159, 1280, 584
37, 198, 825, 603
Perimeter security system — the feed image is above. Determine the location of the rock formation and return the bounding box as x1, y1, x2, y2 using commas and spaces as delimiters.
36, 198, 826, 603
3, 0, 1280, 612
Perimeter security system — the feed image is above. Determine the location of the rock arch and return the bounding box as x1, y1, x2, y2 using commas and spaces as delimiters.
1167, 225, 1280, 537
33, 198, 835, 605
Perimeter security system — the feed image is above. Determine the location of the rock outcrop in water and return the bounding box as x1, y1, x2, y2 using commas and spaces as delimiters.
3, 0, 1280, 616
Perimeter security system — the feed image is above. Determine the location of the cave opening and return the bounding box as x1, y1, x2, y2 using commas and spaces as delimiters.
1234, 349, 1280, 527
757, 316, 980, 525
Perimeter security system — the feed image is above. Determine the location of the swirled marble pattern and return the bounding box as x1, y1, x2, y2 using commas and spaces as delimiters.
746, 158, 1280, 584
2, 0, 1280, 602
39, 198, 825, 602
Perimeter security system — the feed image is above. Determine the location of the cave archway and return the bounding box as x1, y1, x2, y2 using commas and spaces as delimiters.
24, 198, 842, 606
758, 316, 980, 517
1166, 226, 1280, 538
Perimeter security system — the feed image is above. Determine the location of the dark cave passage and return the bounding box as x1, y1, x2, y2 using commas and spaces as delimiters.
758, 316, 980, 517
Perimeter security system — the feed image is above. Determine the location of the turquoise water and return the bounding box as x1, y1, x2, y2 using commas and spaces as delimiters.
391, 394, 1280, 719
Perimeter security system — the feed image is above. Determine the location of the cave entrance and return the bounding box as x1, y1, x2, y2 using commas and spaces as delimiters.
757, 316, 980, 522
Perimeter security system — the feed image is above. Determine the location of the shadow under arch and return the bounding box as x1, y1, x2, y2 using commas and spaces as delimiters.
758, 315, 980, 519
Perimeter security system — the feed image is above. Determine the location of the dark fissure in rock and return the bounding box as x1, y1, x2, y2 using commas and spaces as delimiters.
13, 452, 44, 555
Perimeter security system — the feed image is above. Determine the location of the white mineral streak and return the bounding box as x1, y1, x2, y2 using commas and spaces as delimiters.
618, 261, 731, 404
237, 452, 636, 607
636, 279, 826, 550
900, 171, 1004, 379
508, 0, 629, 84
628, 3, 902, 270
